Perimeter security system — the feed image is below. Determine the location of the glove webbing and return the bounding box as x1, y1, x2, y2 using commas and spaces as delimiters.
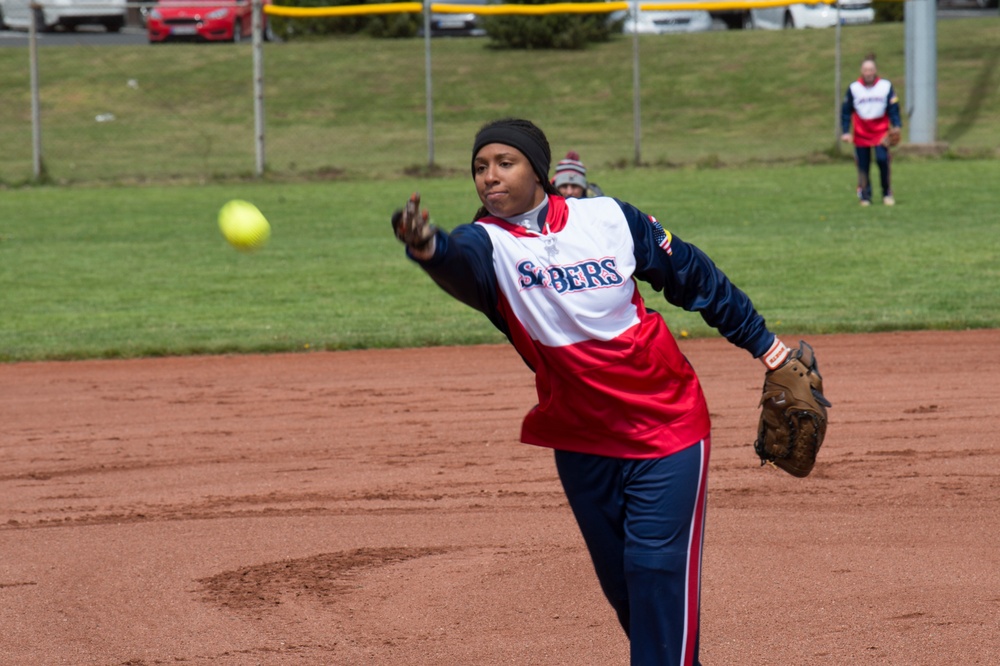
755, 409, 824, 466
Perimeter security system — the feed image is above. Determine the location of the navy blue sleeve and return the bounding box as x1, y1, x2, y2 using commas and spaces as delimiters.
617, 200, 775, 358
887, 84, 902, 127
841, 86, 855, 134
408, 223, 510, 338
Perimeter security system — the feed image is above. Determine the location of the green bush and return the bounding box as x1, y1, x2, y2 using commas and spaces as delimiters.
873, 1, 904, 22
271, 0, 420, 40
367, 11, 421, 38
483, 0, 620, 49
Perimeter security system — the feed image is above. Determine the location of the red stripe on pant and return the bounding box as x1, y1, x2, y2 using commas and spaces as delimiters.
682, 436, 711, 666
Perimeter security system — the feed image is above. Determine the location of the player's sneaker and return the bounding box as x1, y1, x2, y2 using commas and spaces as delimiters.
859, 199, 871, 207
883, 195, 895, 206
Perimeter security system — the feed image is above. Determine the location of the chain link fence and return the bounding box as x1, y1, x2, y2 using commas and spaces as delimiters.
1, 0, 955, 185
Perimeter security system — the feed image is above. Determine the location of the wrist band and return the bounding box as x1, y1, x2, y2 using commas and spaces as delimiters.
761, 338, 790, 371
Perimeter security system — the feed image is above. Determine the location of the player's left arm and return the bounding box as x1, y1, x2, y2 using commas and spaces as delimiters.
887, 84, 902, 128
617, 200, 776, 359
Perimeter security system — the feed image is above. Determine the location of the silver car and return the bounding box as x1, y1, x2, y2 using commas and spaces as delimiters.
612, 6, 713, 34
749, 1, 874, 29
422, 0, 487, 37
0, 0, 128, 31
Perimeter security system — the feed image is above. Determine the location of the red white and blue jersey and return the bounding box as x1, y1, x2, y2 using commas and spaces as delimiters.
842, 76, 902, 147
412, 194, 775, 460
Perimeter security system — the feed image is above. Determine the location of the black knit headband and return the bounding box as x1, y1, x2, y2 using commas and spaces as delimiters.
471, 124, 552, 189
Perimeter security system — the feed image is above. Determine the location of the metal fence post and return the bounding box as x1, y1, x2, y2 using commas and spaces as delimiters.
905, 0, 937, 145
834, 2, 842, 152
423, 0, 434, 168
631, 0, 641, 166
29, 2, 43, 180
253, 0, 265, 177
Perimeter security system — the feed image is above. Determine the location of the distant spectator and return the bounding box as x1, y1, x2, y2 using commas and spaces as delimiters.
841, 53, 902, 207
552, 151, 604, 199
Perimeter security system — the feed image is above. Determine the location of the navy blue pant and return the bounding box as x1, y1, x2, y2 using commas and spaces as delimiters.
854, 144, 892, 202
554, 439, 709, 666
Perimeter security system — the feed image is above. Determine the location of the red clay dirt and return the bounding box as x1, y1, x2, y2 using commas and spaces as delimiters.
1, 329, 998, 665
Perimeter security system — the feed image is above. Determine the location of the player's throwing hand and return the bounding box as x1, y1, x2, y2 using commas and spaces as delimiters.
391, 192, 437, 253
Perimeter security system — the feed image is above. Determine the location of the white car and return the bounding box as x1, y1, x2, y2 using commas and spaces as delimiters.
0, 0, 127, 32
749, 1, 874, 29
612, 7, 713, 34
422, 0, 487, 37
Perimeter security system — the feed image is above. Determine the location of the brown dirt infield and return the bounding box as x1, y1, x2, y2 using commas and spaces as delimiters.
2, 329, 998, 665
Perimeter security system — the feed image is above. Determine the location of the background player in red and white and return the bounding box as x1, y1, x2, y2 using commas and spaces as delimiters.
841, 54, 902, 206
392, 117, 801, 666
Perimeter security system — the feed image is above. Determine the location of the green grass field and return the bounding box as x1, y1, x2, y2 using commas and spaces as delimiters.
2, 159, 997, 362
1, 18, 998, 362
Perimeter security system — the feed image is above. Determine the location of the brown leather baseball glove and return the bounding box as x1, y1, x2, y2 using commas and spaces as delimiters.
754, 341, 831, 478
882, 127, 902, 147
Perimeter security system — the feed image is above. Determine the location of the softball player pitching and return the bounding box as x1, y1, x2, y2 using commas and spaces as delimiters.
392, 118, 791, 666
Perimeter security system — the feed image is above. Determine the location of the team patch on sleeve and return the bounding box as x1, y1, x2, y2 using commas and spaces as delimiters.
648, 215, 673, 255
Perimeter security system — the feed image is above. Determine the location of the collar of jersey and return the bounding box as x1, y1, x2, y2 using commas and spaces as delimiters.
476, 195, 569, 237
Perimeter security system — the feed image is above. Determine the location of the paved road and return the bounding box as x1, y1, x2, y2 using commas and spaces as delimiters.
0, 25, 148, 46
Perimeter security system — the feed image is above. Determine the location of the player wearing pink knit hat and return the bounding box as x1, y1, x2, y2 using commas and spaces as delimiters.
552, 151, 604, 199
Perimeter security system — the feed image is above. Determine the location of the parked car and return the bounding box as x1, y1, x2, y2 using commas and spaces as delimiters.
610, 6, 713, 34
419, 0, 487, 37
0, 0, 127, 32
749, 1, 875, 29
146, 0, 273, 43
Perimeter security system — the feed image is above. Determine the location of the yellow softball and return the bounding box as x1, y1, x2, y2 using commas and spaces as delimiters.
218, 199, 270, 252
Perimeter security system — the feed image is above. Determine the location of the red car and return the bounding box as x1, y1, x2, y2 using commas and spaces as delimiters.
146, 0, 273, 43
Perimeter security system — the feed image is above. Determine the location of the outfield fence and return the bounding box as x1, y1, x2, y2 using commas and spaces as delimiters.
4, 0, 931, 185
